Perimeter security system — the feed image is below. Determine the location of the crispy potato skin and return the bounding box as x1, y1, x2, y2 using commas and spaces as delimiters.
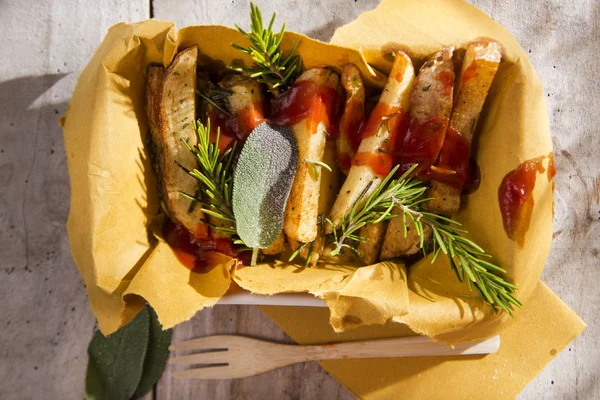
327, 52, 415, 233
380, 210, 432, 259
381, 47, 454, 257
261, 231, 286, 255
357, 221, 386, 264
283, 68, 339, 243
336, 64, 366, 174
298, 139, 341, 266
146, 65, 166, 199
409, 47, 455, 121
152, 47, 209, 239
427, 40, 501, 215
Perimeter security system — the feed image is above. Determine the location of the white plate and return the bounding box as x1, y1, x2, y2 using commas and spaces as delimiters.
217, 289, 326, 307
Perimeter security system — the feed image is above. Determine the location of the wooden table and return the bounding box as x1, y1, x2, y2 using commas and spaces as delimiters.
1, 0, 598, 399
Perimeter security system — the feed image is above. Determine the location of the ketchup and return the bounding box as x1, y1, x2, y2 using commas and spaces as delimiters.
208, 102, 265, 151
425, 127, 471, 189
163, 221, 248, 272
351, 102, 409, 177
498, 153, 555, 247
396, 115, 449, 178
269, 79, 342, 138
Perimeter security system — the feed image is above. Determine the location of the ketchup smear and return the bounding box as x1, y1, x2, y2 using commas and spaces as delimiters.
269, 79, 343, 139
164, 221, 249, 272
351, 102, 409, 177
498, 153, 555, 247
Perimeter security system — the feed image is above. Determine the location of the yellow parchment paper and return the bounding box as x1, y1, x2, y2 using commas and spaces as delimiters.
62, 0, 581, 358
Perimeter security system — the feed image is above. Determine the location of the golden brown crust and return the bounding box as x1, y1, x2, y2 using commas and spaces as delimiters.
158, 46, 208, 238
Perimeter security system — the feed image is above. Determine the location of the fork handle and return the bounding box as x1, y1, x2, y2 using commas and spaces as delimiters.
290, 335, 499, 361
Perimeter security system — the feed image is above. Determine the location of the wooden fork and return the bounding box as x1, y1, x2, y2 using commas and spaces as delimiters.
169, 334, 500, 379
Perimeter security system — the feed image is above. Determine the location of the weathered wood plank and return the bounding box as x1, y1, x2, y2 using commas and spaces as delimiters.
0, 1, 148, 399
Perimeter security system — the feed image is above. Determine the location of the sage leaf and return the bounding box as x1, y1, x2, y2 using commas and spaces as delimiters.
233, 122, 298, 248
85, 307, 150, 400
132, 307, 172, 398
85, 305, 172, 400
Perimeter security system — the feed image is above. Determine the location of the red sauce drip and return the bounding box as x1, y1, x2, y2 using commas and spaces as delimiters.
234, 103, 266, 139
498, 154, 554, 247
436, 70, 455, 96
269, 80, 342, 138
208, 102, 265, 150
547, 152, 556, 182
462, 62, 479, 83
163, 221, 246, 272
336, 152, 352, 173
208, 109, 237, 152
351, 102, 409, 177
336, 97, 366, 169
425, 127, 471, 189
352, 151, 394, 177
396, 115, 449, 178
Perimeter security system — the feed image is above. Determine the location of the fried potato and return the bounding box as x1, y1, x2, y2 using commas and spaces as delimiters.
261, 231, 286, 255
146, 65, 163, 146
427, 40, 502, 215
218, 74, 265, 139
381, 47, 455, 257
380, 213, 432, 260
357, 221, 386, 264
284, 68, 339, 243
295, 138, 342, 266
156, 47, 209, 239
336, 64, 366, 174
327, 51, 415, 232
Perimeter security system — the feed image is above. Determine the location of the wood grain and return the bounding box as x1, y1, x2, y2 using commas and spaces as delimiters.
0, 1, 149, 399
0, 0, 597, 399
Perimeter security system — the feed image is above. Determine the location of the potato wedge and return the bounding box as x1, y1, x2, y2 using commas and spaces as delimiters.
380, 214, 432, 259
336, 64, 366, 174
327, 51, 415, 232
218, 74, 266, 139
427, 40, 502, 215
157, 47, 209, 239
357, 221, 386, 264
395, 46, 455, 173
283, 68, 340, 243
146, 65, 163, 147
296, 139, 341, 266
261, 231, 286, 255
381, 47, 455, 257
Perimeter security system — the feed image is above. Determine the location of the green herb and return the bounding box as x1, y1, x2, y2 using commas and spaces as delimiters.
326, 164, 521, 315
326, 165, 427, 257
85, 305, 171, 400
195, 89, 232, 117
289, 241, 307, 262
177, 119, 239, 237
232, 122, 298, 261
230, 2, 302, 92
306, 159, 332, 179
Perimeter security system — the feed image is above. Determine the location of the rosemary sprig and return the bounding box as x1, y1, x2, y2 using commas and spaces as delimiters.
176, 119, 240, 238
327, 164, 522, 315
230, 2, 302, 92
326, 164, 427, 257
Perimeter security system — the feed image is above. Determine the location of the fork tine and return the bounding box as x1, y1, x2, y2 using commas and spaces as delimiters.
169, 335, 233, 351
169, 351, 231, 365
172, 365, 238, 380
